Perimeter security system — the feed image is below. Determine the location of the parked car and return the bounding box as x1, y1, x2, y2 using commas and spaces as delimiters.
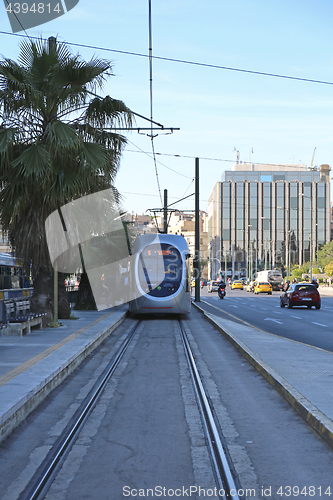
231, 280, 243, 290
254, 281, 272, 295
280, 283, 321, 309
207, 280, 219, 292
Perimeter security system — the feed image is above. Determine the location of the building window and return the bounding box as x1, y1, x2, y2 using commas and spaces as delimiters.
260, 174, 272, 182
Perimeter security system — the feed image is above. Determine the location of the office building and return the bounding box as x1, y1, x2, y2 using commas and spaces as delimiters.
208, 162, 331, 280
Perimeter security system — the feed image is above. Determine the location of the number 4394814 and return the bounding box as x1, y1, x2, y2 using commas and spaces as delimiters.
6, 3, 61, 14
276, 486, 331, 496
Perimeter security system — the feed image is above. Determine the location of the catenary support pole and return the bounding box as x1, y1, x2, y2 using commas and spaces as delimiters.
49, 36, 59, 325
164, 189, 168, 233
194, 158, 200, 302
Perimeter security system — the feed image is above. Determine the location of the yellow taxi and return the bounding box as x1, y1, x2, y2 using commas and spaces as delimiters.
254, 281, 272, 295
231, 280, 243, 290
246, 280, 255, 292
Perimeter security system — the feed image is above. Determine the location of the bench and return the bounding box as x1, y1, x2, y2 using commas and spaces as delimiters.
5, 315, 43, 336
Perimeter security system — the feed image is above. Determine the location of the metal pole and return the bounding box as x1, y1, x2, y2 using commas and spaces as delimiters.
310, 194, 313, 281
316, 224, 319, 268
194, 158, 200, 302
53, 263, 58, 324
49, 36, 59, 325
220, 183, 222, 278
265, 239, 267, 270
225, 250, 227, 281
163, 189, 168, 233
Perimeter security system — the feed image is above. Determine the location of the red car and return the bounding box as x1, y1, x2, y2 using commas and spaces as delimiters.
280, 283, 321, 309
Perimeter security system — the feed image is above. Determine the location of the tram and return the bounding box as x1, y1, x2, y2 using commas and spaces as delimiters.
0, 253, 32, 326
128, 234, 191, 315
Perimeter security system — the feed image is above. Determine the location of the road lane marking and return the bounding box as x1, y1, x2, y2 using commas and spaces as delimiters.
200, 300, 270, 334
311, 322, 328, 327
264, 318, 283, 324
260, 308, 268, 310
291, 315, 301, 319
196, 301, 333, 353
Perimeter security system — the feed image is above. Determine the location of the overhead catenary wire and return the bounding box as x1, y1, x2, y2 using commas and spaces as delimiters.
1, 30, 333, 87
2, 4, 33, 42
148, 0, 163, 206
125, 139, 193, 179
125, 149, 317, 170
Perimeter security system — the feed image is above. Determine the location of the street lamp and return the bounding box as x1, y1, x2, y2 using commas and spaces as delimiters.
316, 223, 319, 269
277, 206, 290, 279
299, 192, 313, 281
247, 224, 252, 280
260, 216, 265, 270
287, 212, 290, 279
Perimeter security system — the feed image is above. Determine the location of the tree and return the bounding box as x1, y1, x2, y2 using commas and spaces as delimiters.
318, 241, 333, 269
291, 266, 303, 279
0, 38, 132, 322
324, 261, 333, 277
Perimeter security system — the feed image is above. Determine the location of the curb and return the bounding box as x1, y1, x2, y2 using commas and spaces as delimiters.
0, 310, 128, 443
192, 302, 333, 448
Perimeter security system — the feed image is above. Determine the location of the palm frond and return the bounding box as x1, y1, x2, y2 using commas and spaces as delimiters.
0, 38, 131, 272
12, 143, 51, 177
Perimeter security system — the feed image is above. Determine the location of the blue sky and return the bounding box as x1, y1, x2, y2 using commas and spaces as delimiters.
1, 0, 333, 216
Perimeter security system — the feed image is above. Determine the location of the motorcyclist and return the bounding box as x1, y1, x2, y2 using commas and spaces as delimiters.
218, 279, 226, 298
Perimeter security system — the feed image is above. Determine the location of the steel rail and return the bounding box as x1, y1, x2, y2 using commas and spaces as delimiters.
179, 321, 240, 500
19, 320, 141, 500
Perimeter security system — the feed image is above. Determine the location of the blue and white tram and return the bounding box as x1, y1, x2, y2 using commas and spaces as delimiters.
128, 234, 191, 315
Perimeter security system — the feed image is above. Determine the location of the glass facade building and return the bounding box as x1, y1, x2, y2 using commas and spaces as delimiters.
208, 163, 331, 280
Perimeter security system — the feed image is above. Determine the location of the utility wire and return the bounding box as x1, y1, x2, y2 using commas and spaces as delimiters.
148, 0, 162, 206
125, 149, 315, 170
125, 139, 193, 179
2, 4, 33, 41
1, 30, 333, 87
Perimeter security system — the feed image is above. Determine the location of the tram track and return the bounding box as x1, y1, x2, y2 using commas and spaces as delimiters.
17, 317, 241, 500
179, 320, 240, 500
18, 320, 141, 500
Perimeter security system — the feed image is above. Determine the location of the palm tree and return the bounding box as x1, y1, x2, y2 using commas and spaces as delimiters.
0, 37, 133, 321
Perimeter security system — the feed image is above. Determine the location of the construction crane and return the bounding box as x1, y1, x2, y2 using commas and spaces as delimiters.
309, 147, 316, 170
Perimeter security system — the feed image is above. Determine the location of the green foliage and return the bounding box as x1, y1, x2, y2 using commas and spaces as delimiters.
324, 261, 333, 277
311, 267, 321, 274
318, 241, 333, 269
291, 267, 303, 278
299, 262, 310, 273
0, 38, 132, 273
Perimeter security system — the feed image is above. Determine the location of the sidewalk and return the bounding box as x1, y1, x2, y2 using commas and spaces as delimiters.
0, 307, 128, 443
318, 285, 333, 296
193, 302, 333, 448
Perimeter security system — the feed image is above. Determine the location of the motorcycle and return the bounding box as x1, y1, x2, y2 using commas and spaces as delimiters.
218, 286, 226, 299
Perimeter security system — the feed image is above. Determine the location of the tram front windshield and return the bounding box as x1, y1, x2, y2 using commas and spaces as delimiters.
138, 243, 182, 297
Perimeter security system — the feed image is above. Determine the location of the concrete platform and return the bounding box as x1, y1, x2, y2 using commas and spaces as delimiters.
0, 307, 127, 443
193, 301, 333, 448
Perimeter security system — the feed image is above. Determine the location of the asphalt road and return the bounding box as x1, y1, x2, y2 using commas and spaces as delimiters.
197, 286, 333, 352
